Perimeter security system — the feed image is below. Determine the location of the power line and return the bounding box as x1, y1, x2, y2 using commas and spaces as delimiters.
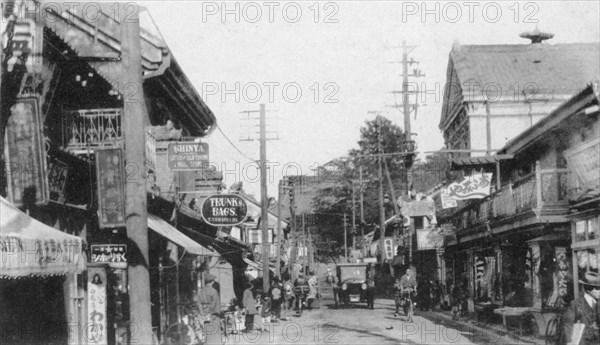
215, 124, 258, 162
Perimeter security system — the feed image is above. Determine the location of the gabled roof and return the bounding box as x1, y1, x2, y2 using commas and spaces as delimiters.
450, 42, 600, 98
499, 83, 600, 155
440, 41, 600, 130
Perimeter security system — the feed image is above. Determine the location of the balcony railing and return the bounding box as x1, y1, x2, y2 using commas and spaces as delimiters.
453, 165, 571, 233
62, 108, 122, 152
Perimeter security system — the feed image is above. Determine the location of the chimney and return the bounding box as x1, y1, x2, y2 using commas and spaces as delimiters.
520, 27, 554, 44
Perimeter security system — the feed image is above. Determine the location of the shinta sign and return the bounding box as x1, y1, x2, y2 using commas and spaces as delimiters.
168, 142, 209, 170
201, 194, 248, 226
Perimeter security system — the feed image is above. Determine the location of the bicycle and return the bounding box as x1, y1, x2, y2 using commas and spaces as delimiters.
163, 303, 206, 345
545, 313, 564, 345
293, 285, 310, 316
402, 287, 416, 322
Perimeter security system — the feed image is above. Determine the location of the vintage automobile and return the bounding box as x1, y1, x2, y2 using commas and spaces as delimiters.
333, 263, 375, 308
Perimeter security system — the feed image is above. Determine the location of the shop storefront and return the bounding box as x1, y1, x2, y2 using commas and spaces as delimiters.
0, 196, 85, 344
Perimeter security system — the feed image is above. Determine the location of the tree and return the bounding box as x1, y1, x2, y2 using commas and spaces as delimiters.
311, 116, 414, 258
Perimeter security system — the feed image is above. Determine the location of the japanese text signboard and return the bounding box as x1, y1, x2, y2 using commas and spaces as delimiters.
4, 98, 49, 206
91, 244, 127, 269
168, 142, 209, 170
444, 173, 492, 200
48, 158, 68, 203
95, 148, 126, 228
201, 194, 248, 226
87, 266, 107, 345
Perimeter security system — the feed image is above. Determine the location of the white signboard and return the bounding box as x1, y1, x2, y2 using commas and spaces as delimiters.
445, 173, 493, 200
87, 267, 107, 345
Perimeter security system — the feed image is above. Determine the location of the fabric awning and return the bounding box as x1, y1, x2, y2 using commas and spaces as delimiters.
0, 197, 84, 278
147, 214, 218, 257
451, 154, 514, 169
243, 257, 276, 272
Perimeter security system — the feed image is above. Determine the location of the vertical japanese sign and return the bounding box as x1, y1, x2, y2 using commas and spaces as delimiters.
48, 158, 68, 203
95, 148, 126, 228
4, 98, 49, 206
88, 266, 107, 345
384, 238, 394, 260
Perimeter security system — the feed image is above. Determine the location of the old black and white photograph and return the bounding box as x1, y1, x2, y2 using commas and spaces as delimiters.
1, 1, 599, 344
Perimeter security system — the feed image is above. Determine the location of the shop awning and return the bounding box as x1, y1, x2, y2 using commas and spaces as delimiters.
451, 154, 514, 169
147, 214, 218, 257
243, 257, 276, 272
0, 197, 85, 278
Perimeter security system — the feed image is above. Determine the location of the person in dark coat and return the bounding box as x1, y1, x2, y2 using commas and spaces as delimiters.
562, 280, 599, 345
269, 276, 283, 322
242, 282, 258, 331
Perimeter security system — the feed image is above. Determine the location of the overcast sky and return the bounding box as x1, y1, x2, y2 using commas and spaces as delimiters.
142, 0, 600, 198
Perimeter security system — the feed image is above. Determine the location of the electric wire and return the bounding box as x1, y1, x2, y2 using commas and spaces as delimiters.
216, 124, 258, 163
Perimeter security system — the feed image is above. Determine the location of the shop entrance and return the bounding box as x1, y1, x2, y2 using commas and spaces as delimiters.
0, 276, 68, 344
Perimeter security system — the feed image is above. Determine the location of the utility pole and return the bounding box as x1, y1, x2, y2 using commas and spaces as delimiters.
302, 213, 306, 272
351, 183, 356, 251
359, 167, 365, 257
288, 178, 297, 282
259, 104, 270, 293
240, 104, 278, 292
276, 180, 283, 279
377, 117, 386, 268
387, 40, 424, 267
343, 213, 348, 261
122, 8, 152, 344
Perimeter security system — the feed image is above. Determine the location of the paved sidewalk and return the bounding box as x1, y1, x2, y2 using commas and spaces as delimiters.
418, 308, 547, 345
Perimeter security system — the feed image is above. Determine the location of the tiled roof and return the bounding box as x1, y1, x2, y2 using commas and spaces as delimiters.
451, 42, 600, 97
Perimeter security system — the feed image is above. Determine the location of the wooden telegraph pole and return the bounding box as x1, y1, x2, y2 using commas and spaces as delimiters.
377, 117, 386, 268
259, 104, 270, 293
122, 8, 152, 344
359, 167, 366, 257
276, 180, 283, 279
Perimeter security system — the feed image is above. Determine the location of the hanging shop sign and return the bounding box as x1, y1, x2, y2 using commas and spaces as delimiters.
441, 188, 458, 208
91, 244, 127, 268
95, 148, 126, 228
200, 194, 248, 226
48, 158, 69, 203
4, 97, 49, 206
168, 142, 209, 170
564, 136, 599, 186
397, 198, 435, 217
178, 168, 223, 193
444, 173, 492, 200
384, 238, 394, 260
417, 229, 444, 250
87, 266, 108, 345
248, 229, 274, 243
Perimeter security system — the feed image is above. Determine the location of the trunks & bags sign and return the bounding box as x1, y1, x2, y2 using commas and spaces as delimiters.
201, 194, 248, 226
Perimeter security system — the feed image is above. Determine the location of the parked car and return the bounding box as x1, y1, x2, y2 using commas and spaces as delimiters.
333, 263, 374, 308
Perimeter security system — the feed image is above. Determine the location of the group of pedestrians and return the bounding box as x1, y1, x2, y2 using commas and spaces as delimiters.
239, 271, 320, 332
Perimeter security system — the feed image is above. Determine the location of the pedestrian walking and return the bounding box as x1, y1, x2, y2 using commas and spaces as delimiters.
269, 276, 283, 322
307, 271, 319, 309
197, 274, 223, 345
259, 295, 272, 332
242, 282, 257, 331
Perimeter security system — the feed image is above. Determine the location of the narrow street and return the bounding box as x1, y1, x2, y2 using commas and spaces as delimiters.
227, 286, 519, 345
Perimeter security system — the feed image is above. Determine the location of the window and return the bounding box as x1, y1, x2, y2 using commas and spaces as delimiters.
575, 216, 600, 242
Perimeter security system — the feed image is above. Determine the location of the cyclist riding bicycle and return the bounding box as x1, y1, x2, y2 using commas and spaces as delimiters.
397, 268, 417, 317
